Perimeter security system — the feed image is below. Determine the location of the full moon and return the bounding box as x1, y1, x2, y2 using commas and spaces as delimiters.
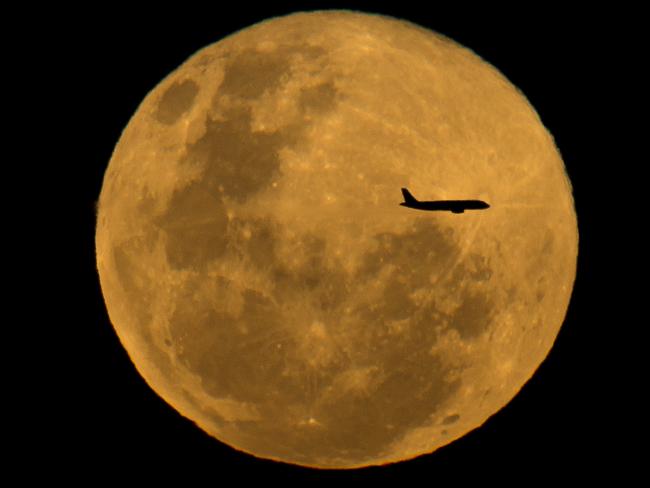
96, 11, 577, 469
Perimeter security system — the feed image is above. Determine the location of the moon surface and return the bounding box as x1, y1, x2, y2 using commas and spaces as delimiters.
96, 11, 577, 469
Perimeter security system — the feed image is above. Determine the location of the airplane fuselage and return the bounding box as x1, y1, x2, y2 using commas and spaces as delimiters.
399, 200, 490, 213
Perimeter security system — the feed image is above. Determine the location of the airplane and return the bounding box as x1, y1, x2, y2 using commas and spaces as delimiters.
399, 188, 490, 213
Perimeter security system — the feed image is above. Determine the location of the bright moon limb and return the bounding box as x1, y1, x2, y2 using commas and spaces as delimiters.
95, 11, 578, 469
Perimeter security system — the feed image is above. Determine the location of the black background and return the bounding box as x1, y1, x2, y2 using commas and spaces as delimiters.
46, 1, 627, 483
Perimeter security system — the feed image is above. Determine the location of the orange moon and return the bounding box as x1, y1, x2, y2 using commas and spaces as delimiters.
95, 11, 578, 468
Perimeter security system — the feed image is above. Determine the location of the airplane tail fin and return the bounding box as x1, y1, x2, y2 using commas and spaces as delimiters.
401, 188, 418, 204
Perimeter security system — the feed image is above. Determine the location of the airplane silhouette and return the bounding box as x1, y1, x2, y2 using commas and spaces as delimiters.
399, 188, 490, 213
